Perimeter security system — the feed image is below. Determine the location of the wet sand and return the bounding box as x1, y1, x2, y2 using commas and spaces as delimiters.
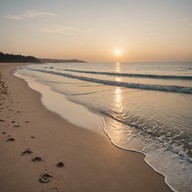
0, 63, 172, 192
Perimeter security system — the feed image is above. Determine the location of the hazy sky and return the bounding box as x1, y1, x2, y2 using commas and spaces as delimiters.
0, 0, 192, 62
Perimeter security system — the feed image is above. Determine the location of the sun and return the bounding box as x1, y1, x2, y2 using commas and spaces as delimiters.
114, 49, 122, 56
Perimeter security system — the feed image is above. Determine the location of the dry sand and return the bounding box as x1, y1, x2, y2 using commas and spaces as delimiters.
0, 63, 172, 192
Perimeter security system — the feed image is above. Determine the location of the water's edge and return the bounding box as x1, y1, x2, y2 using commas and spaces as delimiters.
14, 71, 104, 134
102, 119, 176, 192
14, 69, 175, 192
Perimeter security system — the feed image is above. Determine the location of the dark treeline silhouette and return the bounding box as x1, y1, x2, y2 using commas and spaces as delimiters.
0, 52, 41, 63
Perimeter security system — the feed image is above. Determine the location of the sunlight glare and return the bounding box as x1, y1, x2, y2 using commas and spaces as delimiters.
114, 49, 122, 57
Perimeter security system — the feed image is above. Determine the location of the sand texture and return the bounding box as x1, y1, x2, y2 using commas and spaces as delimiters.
0, 63, 172, 192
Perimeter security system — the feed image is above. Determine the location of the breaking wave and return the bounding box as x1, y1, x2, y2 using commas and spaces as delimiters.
28, 68, 192, 94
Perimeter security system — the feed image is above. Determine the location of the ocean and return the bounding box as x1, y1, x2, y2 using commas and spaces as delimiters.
15, 62, 192, 192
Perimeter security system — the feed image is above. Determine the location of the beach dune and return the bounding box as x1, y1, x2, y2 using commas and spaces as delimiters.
0, 63, 172, 192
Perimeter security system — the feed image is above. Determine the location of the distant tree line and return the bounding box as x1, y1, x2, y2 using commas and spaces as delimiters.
0, 52, 41, 63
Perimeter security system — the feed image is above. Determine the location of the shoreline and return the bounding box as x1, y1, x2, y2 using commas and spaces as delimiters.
15, 71, 104, 134
0, 63, 172, 192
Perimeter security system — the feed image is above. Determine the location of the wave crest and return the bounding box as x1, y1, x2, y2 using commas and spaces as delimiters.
28, 68, 192, 94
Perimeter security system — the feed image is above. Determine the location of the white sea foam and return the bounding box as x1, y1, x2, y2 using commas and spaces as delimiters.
103, 116, 192, 192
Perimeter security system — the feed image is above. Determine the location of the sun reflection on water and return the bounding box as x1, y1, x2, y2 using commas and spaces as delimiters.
115, 62, 122, 82
115, 62, 121, 72
114, 87, 122, 110
114, 62, 123, 112
104, 63, 130, 145
102, 62, 134, 146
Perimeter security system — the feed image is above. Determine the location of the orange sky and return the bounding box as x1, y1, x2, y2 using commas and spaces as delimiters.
0, 0, 192, 62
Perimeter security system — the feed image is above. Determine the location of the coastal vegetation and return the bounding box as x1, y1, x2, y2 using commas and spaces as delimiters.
0, 52, 41, 63
0, 52, 87, 63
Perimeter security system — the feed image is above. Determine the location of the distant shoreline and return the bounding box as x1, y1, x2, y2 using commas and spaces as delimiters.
0, 52, 87, 64
39, 58, 87, 63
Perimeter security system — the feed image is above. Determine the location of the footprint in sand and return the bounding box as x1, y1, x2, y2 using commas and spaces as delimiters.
13, 125, 20, 128
32, 157, 43, 162
42, 187, 59, 192
39, 173, 53, 183
6, 138, 15, 142
1, 132, 6, 134
21, 148, 33, 156
56, 162, 64, 168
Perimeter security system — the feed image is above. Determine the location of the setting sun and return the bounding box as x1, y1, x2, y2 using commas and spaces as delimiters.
114, 49, 122, 57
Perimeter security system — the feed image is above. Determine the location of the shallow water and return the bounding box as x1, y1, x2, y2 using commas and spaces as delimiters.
16, 62, 192, 192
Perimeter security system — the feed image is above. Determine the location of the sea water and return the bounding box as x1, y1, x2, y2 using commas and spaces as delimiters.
16, 62, 192, 192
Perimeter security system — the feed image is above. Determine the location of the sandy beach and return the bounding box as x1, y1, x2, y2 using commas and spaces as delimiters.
0, 63, 172, 192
